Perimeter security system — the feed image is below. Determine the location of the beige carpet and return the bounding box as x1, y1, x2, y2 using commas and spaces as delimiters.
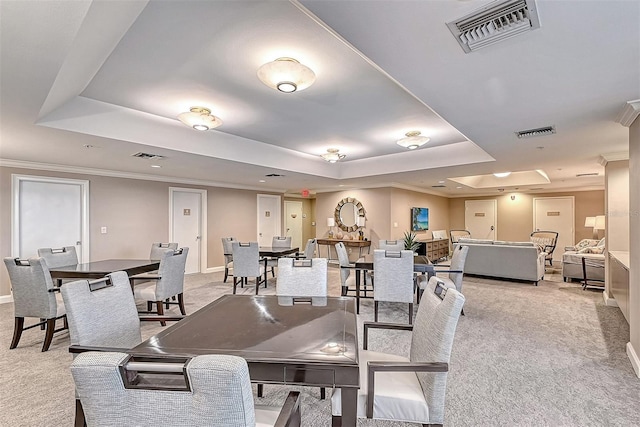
1, 265, 638, 426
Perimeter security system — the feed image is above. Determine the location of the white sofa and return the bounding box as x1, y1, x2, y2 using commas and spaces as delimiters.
561, 239, 605, 282
455, 238, 546, 285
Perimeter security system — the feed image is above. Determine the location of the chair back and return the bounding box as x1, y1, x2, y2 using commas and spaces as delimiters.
3, 257, 59, 319
221, 237, 235, 264
71, 352, 257, 426
154, 248, 189, 301
530, 231, 558, 257
378, 240, 404, 251
61, 271, 142, 348
272, 236, 292, 248
335, 242, 351, 285
150, 242, 178, 260
373, 249, 414, 303
37, 246, 78, 268
447, 245, 469, 292
302, 238, 317, 259
449, 230, 471, 245
410, 280, 465, 425
232, 242, 261, 277
276, 258, 328, 298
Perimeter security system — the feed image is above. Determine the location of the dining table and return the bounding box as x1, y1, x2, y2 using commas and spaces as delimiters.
343, 254, 435, 313
130, 294, 360, 426
48, 259, 161, 285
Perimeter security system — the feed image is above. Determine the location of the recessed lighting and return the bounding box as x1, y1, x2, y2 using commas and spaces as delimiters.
151, 165, 162, 168
83, 144, 94, 149
456, 186, 462, 189
259, 180, 266, 183
438, 180, 445, 184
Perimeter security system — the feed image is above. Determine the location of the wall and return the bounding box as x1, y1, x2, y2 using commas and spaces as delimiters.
606, 160, 630, 252
629, 116, 640, 377
448, 190, 604, 243
0, 166, 278, 297
389, 188, 450, 242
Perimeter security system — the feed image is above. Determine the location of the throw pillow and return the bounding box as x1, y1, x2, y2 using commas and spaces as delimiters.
578, 246, 604, 254
597, 238, 606, 248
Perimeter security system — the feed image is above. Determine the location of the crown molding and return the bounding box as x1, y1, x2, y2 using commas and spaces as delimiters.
616, 99, 640, 127
598, 152, 629, 166
0, 159, 288, 193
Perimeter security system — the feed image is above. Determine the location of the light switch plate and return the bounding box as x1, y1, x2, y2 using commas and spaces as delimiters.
100, 226, 107, 234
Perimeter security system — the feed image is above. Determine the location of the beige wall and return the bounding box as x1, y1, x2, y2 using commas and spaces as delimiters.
448, 191, 604, 243
606, 160, 630, 252
389, 188, 450, 242
629, 117, 640, 376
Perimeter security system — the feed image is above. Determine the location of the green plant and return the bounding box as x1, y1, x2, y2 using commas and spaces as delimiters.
403, 230, 421, 252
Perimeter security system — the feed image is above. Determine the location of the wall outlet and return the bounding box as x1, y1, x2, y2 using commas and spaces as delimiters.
100, 226, 107, 234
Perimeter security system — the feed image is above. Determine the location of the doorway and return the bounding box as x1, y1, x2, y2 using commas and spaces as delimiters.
533, 196, 574, 264
12, 174, 89, 262
284, 200, 303, 250
169, 188, 206, 274
257, 194, 281, 246
465, 199, 497, 240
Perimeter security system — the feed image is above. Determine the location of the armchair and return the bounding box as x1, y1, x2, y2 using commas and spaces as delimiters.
530, 230, 559, 266
330, 280, 465, 426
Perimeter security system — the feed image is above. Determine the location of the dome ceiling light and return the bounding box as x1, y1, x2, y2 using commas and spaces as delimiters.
396, 131, 430, 150
177, 107, 222, 131
493, 172, 512, 178
257, 57, 316, 93
321, 148, 345, 163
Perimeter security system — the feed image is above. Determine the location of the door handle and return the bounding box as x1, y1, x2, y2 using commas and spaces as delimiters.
490, 226, 494, 231
195, 236, 201, 240
76, 241, 81, 245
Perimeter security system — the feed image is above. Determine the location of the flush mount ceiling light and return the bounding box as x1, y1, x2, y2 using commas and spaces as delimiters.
321, 148, 345, 163
493, 172, 512, 178
257, 57, 316, 93
396, 131, 430, 150
177, 107, 222, 131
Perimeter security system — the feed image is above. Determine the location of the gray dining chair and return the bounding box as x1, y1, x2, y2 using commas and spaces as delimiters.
331, 279, 465, 426
150, 242, 178, 259
37, 246, 78, 286
378, 240, 404, 251
335, 242, 371, 296
293, 238, 317, 259
417, 245, 469, 307
373, 249, 415, 324
267, 236, 292, 277
232, 242, 267, 295
3, 257, 67, 352
221, 237, 236, 283
71, 351, 301, 427
133, 247, 189, 324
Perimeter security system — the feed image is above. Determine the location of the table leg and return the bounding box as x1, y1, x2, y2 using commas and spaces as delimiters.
341, 387, 358, 426
355, 268, 361, 314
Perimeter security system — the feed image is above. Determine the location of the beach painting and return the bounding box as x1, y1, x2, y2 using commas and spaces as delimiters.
412, 207, 429, 231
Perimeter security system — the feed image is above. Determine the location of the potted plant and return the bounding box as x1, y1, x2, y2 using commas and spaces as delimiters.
403, 231, 421, 252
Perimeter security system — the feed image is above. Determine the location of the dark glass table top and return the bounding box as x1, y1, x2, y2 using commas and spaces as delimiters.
49, 259, 160, 279
131, 294, 358, 365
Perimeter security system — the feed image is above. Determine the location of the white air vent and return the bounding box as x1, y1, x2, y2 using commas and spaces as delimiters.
516, 125, 555, 139
576, 172, 599, 177
132, 152, 165, 160
447, 0, 540, 53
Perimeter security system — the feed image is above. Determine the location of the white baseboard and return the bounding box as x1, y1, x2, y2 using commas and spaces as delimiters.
603, 291, 619, 307
0, 294, 14, 304
626, 342, 640, 378
205, 266, 224, 274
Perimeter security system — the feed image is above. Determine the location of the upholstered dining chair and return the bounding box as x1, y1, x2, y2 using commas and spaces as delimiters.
37, 246, 78, 286
129, 242, 178, 282
330, 280, 465, 426
293, 238, 317, 259
3, 257, 68, 352
335, 242, 372, 296
373, 249, 415, 324
530, 230, 559, 267
267, 236, 292, 277
378, 240, 404, 251
232, 242, 268, 295
133, 247, 189, 324
71, 352, 301, 427
417, 245, 469, 306
221, 237, 236, 283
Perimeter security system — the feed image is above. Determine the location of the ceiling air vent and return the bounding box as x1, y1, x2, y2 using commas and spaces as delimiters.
432, 185, 446, 188
515, 125, 555, 139
265, 173, 284, 177
132, 152, 165, 160
447, 0, 540, 53
576, 172, 599, 177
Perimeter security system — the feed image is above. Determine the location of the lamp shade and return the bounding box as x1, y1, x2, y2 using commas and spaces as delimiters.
327, 217, 335, 227
178, 107, 222, 131
584, 217, 596, 228
396, 131, 430, 150
356, 216, 366, 227
594, 215, 605, 231
257, 57, 316, 93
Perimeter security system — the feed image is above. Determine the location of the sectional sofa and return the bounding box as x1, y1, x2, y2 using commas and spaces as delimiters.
455, 238, 546, 284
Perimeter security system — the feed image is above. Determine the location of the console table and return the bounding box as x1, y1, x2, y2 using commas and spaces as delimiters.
316, 238, 371, 260
417, 238, 449, 263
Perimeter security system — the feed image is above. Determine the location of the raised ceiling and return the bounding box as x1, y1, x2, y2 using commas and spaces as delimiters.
1, 0, 637, 197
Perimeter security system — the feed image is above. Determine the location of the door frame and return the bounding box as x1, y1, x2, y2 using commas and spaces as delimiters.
11, 174, 90, 262
169, 187, 207, 274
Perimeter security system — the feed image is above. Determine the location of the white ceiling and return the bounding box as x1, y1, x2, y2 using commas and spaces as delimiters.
1, 0, 637, 197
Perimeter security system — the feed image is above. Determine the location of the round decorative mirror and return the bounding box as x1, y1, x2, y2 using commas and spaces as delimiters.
335, 197, 365, 232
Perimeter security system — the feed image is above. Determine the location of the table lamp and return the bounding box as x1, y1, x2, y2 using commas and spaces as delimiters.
327, 217, 335, 238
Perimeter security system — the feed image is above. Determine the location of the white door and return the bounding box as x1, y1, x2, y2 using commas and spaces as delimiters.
257, 194, 281, 246
465, 199, 497, 240
170, 188, 206, 274
12, 175, 89, 262
534, 197, 574, 263
284, 200, 303, 250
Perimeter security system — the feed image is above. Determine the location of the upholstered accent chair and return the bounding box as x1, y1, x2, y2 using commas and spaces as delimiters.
232, 242, 268, 295
3, 257, 68, 352
133, 247, 189, 323
331, 280, 465, 426
417, 245, 469, 305
378, 240, 405, 251
267, 236, 292, 276
37, 246, 78, 286
530, 230, 559, 266
71, 352, 301, 427
221, 237, 236, 283
373, 249, 415, 324
335, 242, 372, 296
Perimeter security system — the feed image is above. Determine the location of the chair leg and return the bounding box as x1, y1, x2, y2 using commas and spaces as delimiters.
332, 416, 341, 427
374, 301, 379, 322
147, 301, 153, 311
320, 387, 326, 399
42, 318, 56, 352
233, 277, 238, 294
257, 383, 264, 397
10, 317, 24, 349
224, 267, 229, 283
409, 303, 413, 325
156, 301, 166, 326
177, 293, 186, 315
165, 298, 170, 309
75, 399, 87, 427
255, 277, 260, 295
